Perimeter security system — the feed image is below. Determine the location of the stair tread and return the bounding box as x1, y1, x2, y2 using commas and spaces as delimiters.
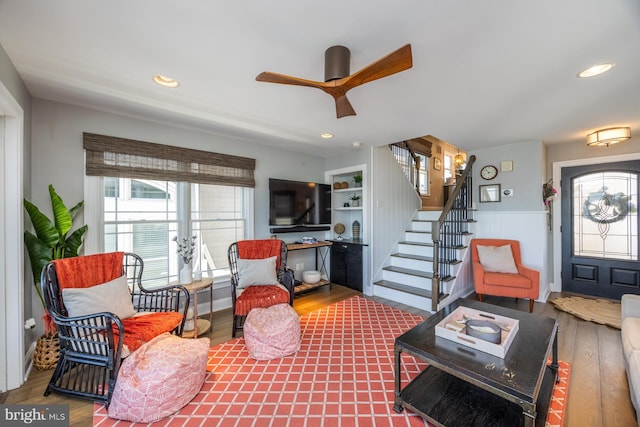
406, 230, 432, 234
374, 279, 449, 299
391, 252, 464, 266
383, 265, 433, 279
391, 253, 433, 262
399, 240, 434, 247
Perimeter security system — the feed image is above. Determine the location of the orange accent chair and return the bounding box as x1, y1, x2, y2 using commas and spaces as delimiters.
470, 239, 539, 312
41, 252, 190, 406
227, 239, 295, 337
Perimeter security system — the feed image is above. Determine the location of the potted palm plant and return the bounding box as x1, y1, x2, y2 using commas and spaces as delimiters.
24, 184, 88, 369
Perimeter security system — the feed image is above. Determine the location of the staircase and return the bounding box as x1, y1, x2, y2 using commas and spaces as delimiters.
372, 210, 475, 312
373, 152, 477, 313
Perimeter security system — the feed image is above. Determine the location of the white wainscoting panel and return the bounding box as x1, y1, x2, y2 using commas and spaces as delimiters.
474, 211, 551, 302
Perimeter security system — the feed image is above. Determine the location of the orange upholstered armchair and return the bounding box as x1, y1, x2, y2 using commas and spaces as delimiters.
470, 239, 539, 312
41, 252, 190, 406
228, 239, 295, 337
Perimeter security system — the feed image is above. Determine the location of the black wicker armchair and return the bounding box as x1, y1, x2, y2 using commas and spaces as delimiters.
41, 252, 189, 407
228, 239, 295, 337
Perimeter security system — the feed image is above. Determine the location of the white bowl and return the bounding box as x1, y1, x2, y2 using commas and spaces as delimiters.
302, 270, 321, 284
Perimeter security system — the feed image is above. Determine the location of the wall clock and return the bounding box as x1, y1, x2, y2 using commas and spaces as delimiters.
480, 165, 498, 180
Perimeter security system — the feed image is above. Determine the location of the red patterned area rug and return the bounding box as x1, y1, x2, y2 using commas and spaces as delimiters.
93, 296, 570, 427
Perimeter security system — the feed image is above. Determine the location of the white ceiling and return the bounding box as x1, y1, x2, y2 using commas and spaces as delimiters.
0, 1, 638, 157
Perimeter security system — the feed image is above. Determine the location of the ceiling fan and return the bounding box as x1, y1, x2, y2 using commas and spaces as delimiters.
256, 44, 413, 118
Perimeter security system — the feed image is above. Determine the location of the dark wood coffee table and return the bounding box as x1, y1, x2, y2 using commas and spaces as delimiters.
394, 299, 558, 427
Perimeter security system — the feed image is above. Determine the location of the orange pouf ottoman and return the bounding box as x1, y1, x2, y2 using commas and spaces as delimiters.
244, 303, 301, 360
108, 333, 210, 423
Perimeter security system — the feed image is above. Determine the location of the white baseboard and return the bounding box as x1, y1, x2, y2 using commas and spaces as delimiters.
24, 341, 36, 381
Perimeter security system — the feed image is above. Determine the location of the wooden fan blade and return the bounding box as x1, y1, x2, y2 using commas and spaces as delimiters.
341, 44, 412, 91
335, 95, 356, 118
256, 71, 326, 89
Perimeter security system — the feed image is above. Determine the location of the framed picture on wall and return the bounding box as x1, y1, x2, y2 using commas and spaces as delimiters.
479, 184, 501, 202
434, 157, 441, 171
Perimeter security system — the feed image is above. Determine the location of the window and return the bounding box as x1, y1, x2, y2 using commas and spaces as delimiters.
103, 178, 250, 287
131, 180, 169, 199
417, 154, 429, 195
84, 132, 255, 287
444, 154, 454, 182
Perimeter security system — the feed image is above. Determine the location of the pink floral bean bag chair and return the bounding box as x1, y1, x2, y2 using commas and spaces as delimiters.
244, 303, 301, 360
108, 333, 210, 422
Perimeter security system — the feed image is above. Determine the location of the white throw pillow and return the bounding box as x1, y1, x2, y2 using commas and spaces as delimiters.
62, 274, 137, 319
476, 244, 519, 274
237, 256, 278, 288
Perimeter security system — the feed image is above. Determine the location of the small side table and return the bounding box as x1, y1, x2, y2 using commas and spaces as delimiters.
179, 278, 213, 339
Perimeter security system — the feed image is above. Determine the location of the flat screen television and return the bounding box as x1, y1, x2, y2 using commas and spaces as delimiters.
269, 178, 331, 229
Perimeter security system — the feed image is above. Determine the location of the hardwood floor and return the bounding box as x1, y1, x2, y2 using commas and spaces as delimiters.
1, 285, 636, 426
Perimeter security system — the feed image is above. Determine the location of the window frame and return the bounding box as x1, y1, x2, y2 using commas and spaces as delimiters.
84, 175, 254, 285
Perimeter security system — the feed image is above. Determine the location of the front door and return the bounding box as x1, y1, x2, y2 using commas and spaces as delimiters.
561, 160, 640, 299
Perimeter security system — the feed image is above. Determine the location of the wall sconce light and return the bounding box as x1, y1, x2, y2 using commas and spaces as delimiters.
586, 127, 631, 147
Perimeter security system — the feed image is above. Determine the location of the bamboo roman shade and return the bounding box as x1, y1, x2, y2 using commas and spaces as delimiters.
84, 132, 255, 187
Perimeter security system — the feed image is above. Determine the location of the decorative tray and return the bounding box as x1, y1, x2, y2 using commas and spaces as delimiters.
435, 306, 519, 358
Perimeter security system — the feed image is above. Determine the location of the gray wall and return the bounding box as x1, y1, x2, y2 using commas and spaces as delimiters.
31, 99, 327, 238
30, 98, 328, 312
469, 140, 551, 300
546, 135, 639, 172
471, 140, 545, 212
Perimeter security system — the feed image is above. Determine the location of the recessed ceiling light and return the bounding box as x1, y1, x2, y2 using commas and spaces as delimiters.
320, 133, 334, 139
577, 63, 615, 78
153, 74, 180, 88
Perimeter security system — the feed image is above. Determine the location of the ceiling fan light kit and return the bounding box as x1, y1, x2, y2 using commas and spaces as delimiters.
256, 44, 413, 118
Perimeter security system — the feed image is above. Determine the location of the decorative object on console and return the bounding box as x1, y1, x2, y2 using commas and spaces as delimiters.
352, 220, 361, 240
302, 270, 321, 284
333, 223, 345, 240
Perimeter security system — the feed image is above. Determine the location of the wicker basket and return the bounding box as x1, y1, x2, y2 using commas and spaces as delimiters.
34, 335, 60, 370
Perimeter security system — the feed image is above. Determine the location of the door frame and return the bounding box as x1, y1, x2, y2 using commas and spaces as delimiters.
552, 152, 640, 293
0, 82, 25, 392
